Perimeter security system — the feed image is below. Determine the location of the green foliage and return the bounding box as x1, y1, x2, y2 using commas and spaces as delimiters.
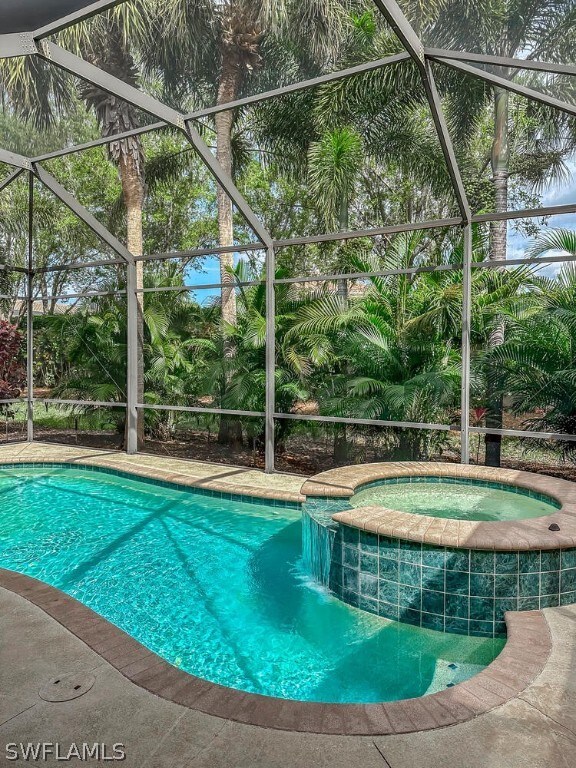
308, 126, 363, 229
0, 0, 576, 467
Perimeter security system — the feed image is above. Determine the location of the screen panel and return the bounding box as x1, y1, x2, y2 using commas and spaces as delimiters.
395, 0, 576, 66
31, 402, 125, 449
273, 417, 459, 474
0, 401, 27, 445
0, 0, 96, 34
141, 412, 266, 470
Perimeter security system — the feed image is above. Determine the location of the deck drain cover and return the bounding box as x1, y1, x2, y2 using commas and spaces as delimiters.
39, 672, 95, 702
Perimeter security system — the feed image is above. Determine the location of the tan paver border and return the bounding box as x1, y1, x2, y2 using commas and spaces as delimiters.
0, 569, 551, 735
301, 462, 576, 550
0, 449, 305, 503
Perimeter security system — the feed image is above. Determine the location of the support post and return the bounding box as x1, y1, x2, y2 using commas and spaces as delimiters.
33, 165, 132, 263
370, 2, 471, 222
26, 172, 34, 442
126, 260, 138, 454
265, 245, 276, 473
431, 56, 576, 118
460, 223, 472, 464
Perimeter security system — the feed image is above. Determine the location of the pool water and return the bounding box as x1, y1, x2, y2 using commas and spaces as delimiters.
351, 478, 558, 521
0, 466, 504, 703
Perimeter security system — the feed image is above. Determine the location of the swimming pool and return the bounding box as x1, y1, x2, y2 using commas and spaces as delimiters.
0, 464, 503, 703
351, 477, 560, 521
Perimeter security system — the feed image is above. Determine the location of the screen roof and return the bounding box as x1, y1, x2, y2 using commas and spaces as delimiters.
0, 0, 100, 33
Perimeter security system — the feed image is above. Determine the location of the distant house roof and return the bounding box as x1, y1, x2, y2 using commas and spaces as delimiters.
293, 280, 369, 298
10, 300, 75, 317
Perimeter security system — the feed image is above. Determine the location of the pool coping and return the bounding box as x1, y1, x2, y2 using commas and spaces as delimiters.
301, 462, 576, 551
0, 456, 305, 505
0, 568, 552, 735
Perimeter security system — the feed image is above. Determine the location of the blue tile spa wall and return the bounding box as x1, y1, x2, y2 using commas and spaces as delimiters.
302, 500, 576, 638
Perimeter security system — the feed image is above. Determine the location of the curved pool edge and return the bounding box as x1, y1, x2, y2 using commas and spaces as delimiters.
0, 459, 305, 506
302, 462, 576, 550
0, 567, 551, 735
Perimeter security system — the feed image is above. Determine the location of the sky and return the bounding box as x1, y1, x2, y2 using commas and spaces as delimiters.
184, 252, 260, 306
185, 255, 229, 307
507, 159, 576, 277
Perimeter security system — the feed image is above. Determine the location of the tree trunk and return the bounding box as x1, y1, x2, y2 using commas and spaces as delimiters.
336, 193, 349, 301
490, 87, 510, 266
215, 88, 239, 328
333, 194, 350, 464
119, 150, 145, 449
394, 429, 415, 461
485, 86, 510, 467
80, 21, 146, 451
216, 54, 243, 446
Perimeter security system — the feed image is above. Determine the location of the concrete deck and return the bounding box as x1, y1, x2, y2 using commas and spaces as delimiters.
0, 569, 552, 735
0, 588, 575, 767
1, 445, 575, 765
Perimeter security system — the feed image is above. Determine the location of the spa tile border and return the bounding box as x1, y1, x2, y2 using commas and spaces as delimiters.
0, 568, 552, 736
0, 460, 303, 507
301, 462, 576, 551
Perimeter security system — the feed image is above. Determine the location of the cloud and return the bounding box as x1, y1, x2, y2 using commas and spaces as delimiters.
542, 159, 576, 206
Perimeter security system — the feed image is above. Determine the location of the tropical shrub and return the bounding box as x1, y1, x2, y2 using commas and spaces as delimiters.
0, 321, 26, 400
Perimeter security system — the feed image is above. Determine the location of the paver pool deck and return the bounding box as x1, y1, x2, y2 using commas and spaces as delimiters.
1, 444, 575, 766
0, 442, 306, 502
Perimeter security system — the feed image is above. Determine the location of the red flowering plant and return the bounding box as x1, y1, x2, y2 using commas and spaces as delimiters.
470, 406, 487, 464
471, 407, 487, 425
0, 321, 26, 401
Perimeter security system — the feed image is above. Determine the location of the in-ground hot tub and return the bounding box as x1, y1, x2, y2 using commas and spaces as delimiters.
351, 476, 560, 522
301, 462, 576, 638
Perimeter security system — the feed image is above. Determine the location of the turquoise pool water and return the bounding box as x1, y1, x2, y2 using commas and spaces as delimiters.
0, 466, 504, 703
352, 478, 558, 521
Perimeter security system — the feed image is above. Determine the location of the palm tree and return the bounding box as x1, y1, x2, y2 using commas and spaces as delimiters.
285, 226, 533, 462
490, 229, 576, 457
400, 0, 576, 464
1, 4, 152, 446
526, 229, 576, 261
144, 0, 351, 445
489, 259, 576, 458
401, 0, 576, 253
75, 16, 148, 447
296, 0, 575, 464
284, 229, 459, 461
201, 259, 350, 456
307, 125, 363, 462
0, 165, 28, 321
247, 10, 462, 464
146, 0, 351, 328
252, 11, 459, 230
308, 125, 364, 297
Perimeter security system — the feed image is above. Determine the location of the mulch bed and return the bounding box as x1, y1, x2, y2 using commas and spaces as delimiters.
2, 424, 576, 482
